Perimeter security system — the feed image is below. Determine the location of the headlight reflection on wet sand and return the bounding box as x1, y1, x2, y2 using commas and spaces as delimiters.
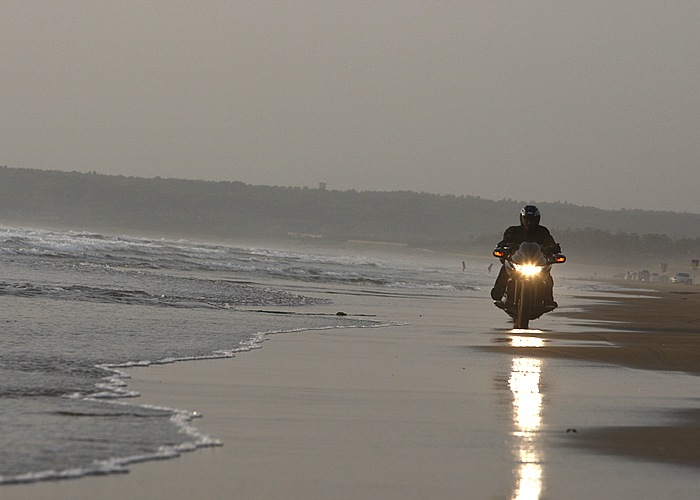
509, 333, 545, 348
509, 350, 544, 500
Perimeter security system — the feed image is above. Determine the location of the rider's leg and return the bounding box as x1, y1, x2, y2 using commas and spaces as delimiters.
543, 274, 557, 307
491, 265, 508, 301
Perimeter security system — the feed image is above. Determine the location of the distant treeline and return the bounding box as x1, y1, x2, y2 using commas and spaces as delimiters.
0, 166, 699, 264
555, 228, 700, 266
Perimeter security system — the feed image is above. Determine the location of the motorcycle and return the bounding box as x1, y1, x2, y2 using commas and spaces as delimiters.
492, 242, 566, 329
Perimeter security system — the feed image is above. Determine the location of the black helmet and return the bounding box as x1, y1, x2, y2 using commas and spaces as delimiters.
520, 205, 541, 230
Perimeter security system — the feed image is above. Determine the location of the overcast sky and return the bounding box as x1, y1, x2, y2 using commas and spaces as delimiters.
2, 1, 699, 213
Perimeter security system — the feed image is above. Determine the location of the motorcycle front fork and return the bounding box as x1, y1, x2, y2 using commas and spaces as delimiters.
507, 279, 540, 306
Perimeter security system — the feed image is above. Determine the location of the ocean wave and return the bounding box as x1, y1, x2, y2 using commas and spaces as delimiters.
0, 280, 331, 308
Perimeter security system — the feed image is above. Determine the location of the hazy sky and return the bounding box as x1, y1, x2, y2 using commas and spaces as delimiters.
2, 1, 700, 213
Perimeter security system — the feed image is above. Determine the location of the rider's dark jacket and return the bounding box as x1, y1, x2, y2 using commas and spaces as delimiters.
497, 225, 561, 254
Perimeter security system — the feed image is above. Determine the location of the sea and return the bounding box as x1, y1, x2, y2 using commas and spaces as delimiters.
0, 225, 484, 484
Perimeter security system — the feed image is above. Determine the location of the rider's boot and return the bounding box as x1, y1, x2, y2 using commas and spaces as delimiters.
491, 287, 507, 309
543, 289, 558, 311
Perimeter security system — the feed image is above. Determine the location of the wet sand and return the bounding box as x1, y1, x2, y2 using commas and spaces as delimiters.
480, 280, 700, 471
490, 281, 700, 375
552, 282, 700, 467
4, 279, 700, 498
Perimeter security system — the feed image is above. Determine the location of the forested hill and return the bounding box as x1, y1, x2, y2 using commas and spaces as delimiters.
0, 166, 699, 262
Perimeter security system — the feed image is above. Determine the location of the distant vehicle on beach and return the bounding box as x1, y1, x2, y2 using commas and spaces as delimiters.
670, 272, 693, 284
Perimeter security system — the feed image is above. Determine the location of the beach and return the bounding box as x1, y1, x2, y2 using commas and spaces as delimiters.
4, 277, 700, 499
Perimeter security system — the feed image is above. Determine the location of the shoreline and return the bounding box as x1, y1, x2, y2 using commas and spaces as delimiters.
4, 280, 700, 498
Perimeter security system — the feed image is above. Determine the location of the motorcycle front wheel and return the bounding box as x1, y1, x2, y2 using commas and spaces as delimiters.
515, 281, 532, 329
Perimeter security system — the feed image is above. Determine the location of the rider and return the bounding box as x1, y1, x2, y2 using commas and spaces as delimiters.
490, 205, 561, 307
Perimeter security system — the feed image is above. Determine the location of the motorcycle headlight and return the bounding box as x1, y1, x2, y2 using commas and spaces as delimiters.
514, 263, 543, 276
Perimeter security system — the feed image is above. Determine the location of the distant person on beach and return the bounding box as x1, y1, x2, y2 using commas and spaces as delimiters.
490, 205, 561, 306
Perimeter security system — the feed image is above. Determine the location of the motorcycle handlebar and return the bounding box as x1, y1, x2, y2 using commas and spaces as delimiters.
492, 246, 566, 264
